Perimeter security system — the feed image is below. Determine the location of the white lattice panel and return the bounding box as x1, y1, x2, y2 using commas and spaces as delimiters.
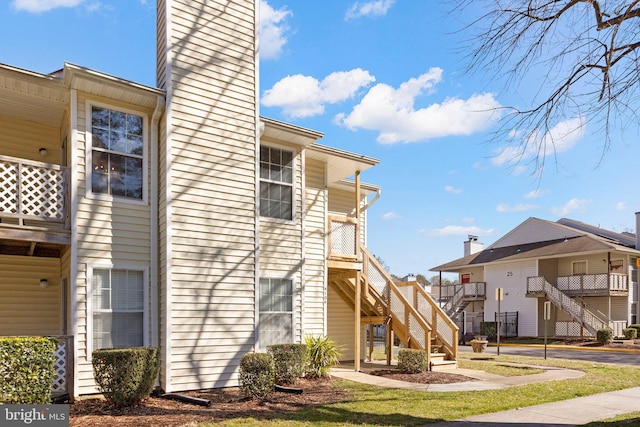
367, 260, 388, 294
408, 312, 425, 347
20, 165, 65, 220
0, 161, 19, 214
330, 220, 356, 256
51, 341, 67, 393
436, 314, 453, 346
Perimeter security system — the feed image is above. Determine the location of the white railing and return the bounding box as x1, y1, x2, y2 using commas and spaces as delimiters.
527, 276, 620, 336
443, 282, 486, 316
0, 155, 69, 225
328, 215, 359, 260
557, 273, 628, 293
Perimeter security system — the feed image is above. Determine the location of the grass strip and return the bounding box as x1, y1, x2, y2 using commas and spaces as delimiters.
200, 354, 640, 426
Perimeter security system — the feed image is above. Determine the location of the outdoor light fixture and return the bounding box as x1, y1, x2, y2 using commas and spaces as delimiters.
40, 279, 48, 289
39, 148, 48, 156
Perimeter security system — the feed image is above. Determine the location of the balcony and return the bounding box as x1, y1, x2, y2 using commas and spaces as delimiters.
0, 155, 70, 251
556, 274, 628, 296
328, 215, 361, 270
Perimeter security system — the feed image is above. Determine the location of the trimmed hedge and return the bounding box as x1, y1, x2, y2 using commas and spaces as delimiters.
596, 328, 614, 344
623, 328, 637, 340
397, 348, 427, 374
92, 347, 159, 407
0, 337, 57, 404
629, 324, 640, 335
267, 344, 307, 385
239, 352, 275, 399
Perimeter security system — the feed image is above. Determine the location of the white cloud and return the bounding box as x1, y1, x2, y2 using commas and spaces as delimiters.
496, 203, 537, 213
444, 185, 462, 194
12, 0, 85, 12
382, 212, 400, 220
345, 0, 395, 20
550, 198, 589, 216
492, 116, 585, 166
259, 1, 292, 60
615, 202, 627, 211
262, 69, 375, 118
337, 69, 502, 144
524, 189, 548, 199
423, 225, 495, 237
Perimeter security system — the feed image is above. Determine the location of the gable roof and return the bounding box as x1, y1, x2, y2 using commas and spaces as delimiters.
432, 216, 640, 272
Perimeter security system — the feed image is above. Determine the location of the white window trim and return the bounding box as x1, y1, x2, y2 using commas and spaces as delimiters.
257, 276, 296, 350
259, 144, 297, 223
85, 101, 149, 205
86, 263, 150, 360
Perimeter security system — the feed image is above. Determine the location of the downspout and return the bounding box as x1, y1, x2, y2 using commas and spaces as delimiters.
361, 188, 381, 212
69, 87, 79, 399
150, 94, 165, 351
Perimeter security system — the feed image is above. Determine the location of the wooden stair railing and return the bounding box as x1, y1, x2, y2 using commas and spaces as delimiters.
360, 246, 458, 363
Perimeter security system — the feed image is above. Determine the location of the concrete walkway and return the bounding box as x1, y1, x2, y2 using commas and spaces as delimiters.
331, 361, 640, 425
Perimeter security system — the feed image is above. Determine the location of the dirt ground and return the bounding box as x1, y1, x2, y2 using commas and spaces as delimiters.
69, 369, 472, 427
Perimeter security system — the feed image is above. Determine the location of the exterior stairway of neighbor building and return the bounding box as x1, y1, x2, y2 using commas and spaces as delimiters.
527, 276, 622, 336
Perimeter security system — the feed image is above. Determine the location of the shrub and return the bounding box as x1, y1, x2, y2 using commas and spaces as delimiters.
623, 328, 637, 340
596, 328, 614, 344
397, 348, 427, 374
0, 337, 57, 404
480, 322, 497, 340
629, 324, 640, 335
304, 335, 341, 379
92, 347, 159, 407
267, 344, 307, 385
239, 352, 275, 399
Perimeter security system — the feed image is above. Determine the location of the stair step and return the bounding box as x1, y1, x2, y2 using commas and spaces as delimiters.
430, 360, 458, 371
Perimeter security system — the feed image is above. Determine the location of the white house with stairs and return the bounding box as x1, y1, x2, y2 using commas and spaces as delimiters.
432, 215, 640, 340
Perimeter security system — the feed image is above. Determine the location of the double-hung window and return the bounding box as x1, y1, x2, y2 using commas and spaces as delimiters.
92, 268, 145, 351
91, 105, 144, 200
260, 146, 293, 220
258, 278, 293, 348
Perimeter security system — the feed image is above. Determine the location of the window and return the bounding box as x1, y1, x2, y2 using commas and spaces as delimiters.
92, 268, 145, 351
91, 106, 144, 200
260, 146, 293, 220
259, 278, 293, 348
572, 261, 587, 275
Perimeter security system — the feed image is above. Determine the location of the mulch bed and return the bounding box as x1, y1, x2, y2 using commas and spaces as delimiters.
69, 368, 476, 426
70, 377, 348, 427
367, 369, 474, 384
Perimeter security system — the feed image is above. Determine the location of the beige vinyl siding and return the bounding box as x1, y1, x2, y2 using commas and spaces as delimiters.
0, 115, 61, 163
327, 284, 364, 361
558, 254, 607, 276
159, 0, 257, 391
0, 255, 61, 336
303, 159, 327, 336
74, 93, 154, 395
260, 150, 303, 344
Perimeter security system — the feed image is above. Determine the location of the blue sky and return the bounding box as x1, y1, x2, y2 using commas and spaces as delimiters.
2, 0, 637, 279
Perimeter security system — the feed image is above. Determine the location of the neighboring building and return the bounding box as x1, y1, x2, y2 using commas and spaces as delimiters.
432, 216, 640, 340
0, 1, 457, 399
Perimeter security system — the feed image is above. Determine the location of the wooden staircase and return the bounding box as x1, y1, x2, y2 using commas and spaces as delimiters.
329, 246, 459, 370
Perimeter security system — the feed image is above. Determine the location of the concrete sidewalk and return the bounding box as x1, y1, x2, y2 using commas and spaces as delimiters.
331, 362, 640, 425
427, 387, 640, 426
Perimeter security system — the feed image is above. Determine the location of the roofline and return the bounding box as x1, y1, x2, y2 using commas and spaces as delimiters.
62, 62, 165, 96
430, 245, 640, 273
307, 143, 380, 167
260, 116, 324, 140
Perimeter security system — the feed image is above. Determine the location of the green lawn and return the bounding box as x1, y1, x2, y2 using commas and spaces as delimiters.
199, 354, 640, 426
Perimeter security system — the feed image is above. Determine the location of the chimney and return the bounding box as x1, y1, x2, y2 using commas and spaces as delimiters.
464, 235, 483, 257
636, 212, 640, 250
403, 274, 416, 282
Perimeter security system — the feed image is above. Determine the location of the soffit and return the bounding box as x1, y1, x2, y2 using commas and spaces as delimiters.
0, 63, 69, 127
